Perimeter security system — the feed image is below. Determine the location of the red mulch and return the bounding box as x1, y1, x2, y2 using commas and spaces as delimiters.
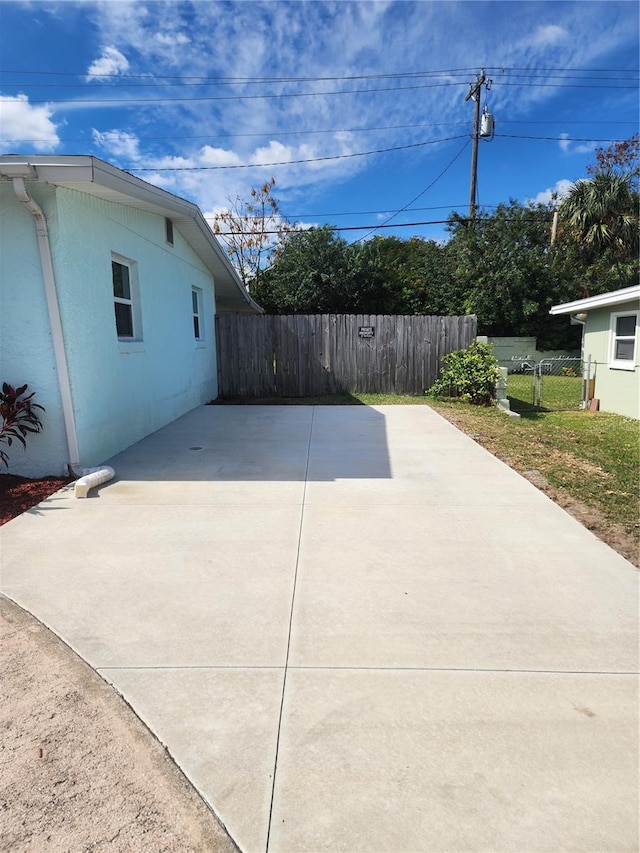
0, 474, 74, 526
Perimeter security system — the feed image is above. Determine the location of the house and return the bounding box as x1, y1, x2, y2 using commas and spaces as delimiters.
0, 154, 261, 477
550, 285, 639, 419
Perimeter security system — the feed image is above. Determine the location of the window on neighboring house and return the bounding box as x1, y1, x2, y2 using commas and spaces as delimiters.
165, 217, 174, 245
192, 287, 203, 340
112, 257, 140, 340
609, 311, 638, 370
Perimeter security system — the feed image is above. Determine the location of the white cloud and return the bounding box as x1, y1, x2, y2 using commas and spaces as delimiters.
87, 46, 130, 79
200, 146, 243, 168
528, 24, 569, 47
155, 33, 190, 47
92, 129, 140, 160
252, 141, 294, 167
529, 179, 574, 206
0, 94, 59, 151
559, 133, 596, 157
75, 1, 637, 218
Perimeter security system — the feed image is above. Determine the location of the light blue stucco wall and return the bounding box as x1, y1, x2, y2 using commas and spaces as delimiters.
583, 300, 639, 419
0, 182, 219, 475
0, 183, 69, 475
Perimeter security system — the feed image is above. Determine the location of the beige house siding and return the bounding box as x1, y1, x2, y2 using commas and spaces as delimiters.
585, 299, 639, 419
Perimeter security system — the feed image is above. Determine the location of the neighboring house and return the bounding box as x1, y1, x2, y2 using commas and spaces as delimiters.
550, 285, 639, 419
0, 154, 261, 477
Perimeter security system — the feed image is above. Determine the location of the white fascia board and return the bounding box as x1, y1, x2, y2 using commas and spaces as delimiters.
550, 285, 640, 315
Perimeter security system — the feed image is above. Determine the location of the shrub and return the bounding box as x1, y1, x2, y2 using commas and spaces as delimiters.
0, 383, 45, 466
427, 341, 500, 406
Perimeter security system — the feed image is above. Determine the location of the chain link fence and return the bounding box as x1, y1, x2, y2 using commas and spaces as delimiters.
500, 356, 591, 412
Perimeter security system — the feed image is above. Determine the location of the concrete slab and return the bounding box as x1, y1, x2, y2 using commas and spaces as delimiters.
269, 669, 638, 853
2, 503, 302, 668
1, 404, 637, 853
101, 666, 284, 853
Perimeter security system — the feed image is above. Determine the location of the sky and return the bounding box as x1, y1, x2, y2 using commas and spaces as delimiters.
0, 0, 638, 246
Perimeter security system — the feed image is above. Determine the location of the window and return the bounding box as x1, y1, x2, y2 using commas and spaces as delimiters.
113, 259, 134, 337
112, 256, 141, 340
165, 217, 174, 245
609, 311, 638, 370
192, 287, 203, 340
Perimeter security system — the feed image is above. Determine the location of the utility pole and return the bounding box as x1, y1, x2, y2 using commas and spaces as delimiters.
465, 69, 490, 222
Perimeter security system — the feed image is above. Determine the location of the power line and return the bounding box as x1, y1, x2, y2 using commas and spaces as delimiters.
0, 80, 469, 105
216, 219, 455, 235
1, 64, 636, 80
6, 119, 636, 145
5, 72, 638, 89
132, 134, 469, 171
355, 138, 471, 242
213, 214, 554, 236
3, 77, 636, 106
271, 203, 497, 218
0, 67, 479, 81
128, 134, 630, 172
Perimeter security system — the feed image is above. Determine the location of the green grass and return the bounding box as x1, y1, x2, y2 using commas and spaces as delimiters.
506, 373, 583, 412
214, 393, 432, 406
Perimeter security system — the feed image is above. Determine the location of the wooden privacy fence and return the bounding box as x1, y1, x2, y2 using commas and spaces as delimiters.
216, 313, 477, 397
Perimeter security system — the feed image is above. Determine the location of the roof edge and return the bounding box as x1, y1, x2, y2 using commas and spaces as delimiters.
0, 154, 262, 314
550, 285, 640, 316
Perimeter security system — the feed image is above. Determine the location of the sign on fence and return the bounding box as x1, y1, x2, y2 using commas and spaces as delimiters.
358, 326, 375, 339
216, 313, 477, 398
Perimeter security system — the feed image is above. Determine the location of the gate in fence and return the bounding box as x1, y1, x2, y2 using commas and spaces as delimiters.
216, 313, 477, 398
502, 356, 593, 412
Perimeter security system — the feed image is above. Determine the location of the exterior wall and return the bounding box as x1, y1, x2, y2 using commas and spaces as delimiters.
1, 182, 219, 474
477, 336, 579, 363
0, 183, 69, 475
583, 300, 639, 419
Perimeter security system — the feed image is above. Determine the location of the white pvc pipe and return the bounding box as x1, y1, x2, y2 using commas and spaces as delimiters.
75, 466, 115, 499
12, 177, 82, 473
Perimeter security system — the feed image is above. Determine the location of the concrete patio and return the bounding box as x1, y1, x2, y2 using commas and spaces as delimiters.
1, 404, 638, 852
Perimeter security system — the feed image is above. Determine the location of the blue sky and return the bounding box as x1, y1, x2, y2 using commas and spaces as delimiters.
1, 0, 638, 244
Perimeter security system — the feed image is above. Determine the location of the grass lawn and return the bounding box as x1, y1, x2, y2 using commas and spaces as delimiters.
426, 400, 637, 523
218, 392, 638, 564
506, 373, 583, 411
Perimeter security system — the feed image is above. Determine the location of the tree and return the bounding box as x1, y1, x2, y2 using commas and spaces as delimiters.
254, 231, 462, 316
352, 236, 456, 315
211, 178, 293, 289
445, 201, 584, 348
558, 171, 639, 261
252, 226, 356, 313
587, 134, 639, 189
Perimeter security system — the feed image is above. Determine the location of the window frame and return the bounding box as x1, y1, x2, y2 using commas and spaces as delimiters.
112, 255, 142, 342
609, 310, 638, 371
192, 286, 204, 341
165, 217, 174, 246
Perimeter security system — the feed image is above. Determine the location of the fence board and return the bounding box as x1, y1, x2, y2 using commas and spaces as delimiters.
216, 313, 476, 398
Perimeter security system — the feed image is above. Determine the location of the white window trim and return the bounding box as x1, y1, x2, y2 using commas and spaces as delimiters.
165, 217, 174, 246
192, 286, 204, 342
112, 254, 142, 342
609, 310, 638, 371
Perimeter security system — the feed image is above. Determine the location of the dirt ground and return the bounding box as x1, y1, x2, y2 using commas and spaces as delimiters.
0, 596, 240, 853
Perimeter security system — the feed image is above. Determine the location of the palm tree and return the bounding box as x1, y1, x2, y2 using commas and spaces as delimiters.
559, 171, 639, 260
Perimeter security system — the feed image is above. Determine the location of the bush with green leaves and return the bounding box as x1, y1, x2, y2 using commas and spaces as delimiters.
0, 383, 45, 466
427, 341, 499, 406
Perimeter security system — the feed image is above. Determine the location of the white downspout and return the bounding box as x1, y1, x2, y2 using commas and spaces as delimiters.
12, 177, 82, 474
571, 312, 590, 409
